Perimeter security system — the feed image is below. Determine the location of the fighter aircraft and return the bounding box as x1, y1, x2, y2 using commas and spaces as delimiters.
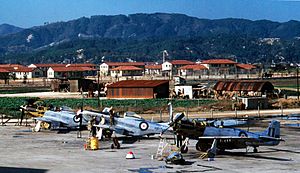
32, 106, 89, 132
20, 98, 49, 118
171, 113, 284, 153
77, 108, 170, 137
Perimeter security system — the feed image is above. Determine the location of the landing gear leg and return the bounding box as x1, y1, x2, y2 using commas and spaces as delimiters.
253, 147, 258, 153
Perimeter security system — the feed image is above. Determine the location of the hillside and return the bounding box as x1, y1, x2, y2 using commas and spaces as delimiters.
1, 13, 300, 64
0, 24, 23, 36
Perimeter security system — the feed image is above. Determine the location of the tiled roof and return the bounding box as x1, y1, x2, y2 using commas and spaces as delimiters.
66, 63, 96, 67
108, 80, 169, 88
10, 67, 34, 72
178, 64, 207, 70
111, 66, 143, 71
31, 63, 96, 68
170, 60, 195, 65
0, 64, 26, 68
201, 59, 237, 64
0, 68, 10, 73
29, 64, 66, 68
50, 67, 96, 72
214, 80, 274, 92
236, 64, 256, 70
105, 62, 145, 66
145, 65, 162, 69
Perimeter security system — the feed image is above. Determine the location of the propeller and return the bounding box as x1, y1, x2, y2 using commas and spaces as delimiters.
160, 113, 185, 135
73, 107, 83, 123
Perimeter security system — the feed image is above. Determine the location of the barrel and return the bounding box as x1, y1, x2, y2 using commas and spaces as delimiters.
90, 137, 99, 150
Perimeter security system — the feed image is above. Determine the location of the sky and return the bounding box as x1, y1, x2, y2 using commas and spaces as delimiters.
1, 0, 300, 28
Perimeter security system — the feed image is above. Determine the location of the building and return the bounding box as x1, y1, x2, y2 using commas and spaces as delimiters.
145, 64, 162, 76
201, 59, 237, 76
110, 66, 143, 77
28, 63, 96, 77
100, 62, 145, 76
107, 80, 169, 99
213, 80, 274, 99
13, 67, 43, 79
162, 60, 194, 77
236, 64, 257, 75
0, 68, 10, 84
47, 66, 96, 79
178, 64, 208, 77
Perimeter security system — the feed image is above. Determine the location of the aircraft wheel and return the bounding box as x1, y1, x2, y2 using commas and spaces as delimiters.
181, 145, 188, 153
196, 141, 210, 152
42, 122, 51, 129
110, 144, 114, 149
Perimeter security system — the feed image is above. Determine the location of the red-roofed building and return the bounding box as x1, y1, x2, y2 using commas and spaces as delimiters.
0, 64, 27, 68
0, 65, 43, 79
47, 66, 96, 79
0, 68, 10, 83
145, 64, 162, 76
29, 63, 96, 77
178, 64, 208, 76
107, 80, 169, 99
237, 64, 257, 75
100, 62, 145, 76
110, 66, 143, 77
162, 60, 195, 77
200, 59, 237, 75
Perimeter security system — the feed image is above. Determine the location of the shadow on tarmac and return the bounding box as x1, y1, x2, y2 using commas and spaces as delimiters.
221, 151, 293, 161
0, 167, 48, 173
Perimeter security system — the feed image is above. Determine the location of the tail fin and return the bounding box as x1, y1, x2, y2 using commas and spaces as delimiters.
262, 120, 280, 138
168, 102, 173, 122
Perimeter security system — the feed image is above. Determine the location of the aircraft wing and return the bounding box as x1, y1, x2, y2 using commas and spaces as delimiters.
94, 124, 134, 136
94, 124, 114, 130
198, 136, 257, 142
199, 136, 284, 142
34, 117, 67, 125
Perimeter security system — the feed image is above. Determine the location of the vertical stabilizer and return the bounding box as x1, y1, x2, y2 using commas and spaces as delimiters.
262, 120, 280, 138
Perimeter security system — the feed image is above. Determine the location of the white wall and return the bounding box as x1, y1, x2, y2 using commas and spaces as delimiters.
162, 61, 172, 71
100, 63, 109, 76
47, 68, 55, 78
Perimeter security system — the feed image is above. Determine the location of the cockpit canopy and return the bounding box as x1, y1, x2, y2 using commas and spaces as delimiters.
124, 111, 143, 119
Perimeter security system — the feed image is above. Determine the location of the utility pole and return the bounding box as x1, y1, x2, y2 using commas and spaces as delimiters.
97, 69, 100, 108
297, 68, 299, 102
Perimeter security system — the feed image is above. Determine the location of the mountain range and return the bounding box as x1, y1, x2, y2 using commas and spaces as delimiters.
1, 13, 300, 64
0, 24, 23, 36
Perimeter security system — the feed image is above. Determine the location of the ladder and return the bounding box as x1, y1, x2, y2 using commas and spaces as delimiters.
200, 152, 208, 159
156, 138, 169, 159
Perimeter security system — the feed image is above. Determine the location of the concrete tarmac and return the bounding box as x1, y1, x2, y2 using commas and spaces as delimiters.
0, 122, 300, 173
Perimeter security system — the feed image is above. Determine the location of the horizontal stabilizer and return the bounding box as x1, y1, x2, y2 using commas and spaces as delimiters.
259, 136, 285, 141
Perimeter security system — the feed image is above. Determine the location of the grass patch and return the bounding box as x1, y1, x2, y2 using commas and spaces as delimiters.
0, 97, 216, 118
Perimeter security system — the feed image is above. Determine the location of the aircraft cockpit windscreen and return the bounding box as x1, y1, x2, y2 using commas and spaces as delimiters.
124, 111, 143, 119
60, 106, 73, 112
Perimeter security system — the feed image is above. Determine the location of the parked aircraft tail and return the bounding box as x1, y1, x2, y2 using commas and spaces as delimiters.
262, 120, 280, 138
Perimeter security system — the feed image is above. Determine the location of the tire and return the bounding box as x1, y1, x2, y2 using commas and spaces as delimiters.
196, 141, 210, 152
181, 145, 188, 153
42, 122, 51, 129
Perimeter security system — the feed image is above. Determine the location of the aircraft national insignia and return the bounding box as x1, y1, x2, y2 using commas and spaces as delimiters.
139, 122, 149, 131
